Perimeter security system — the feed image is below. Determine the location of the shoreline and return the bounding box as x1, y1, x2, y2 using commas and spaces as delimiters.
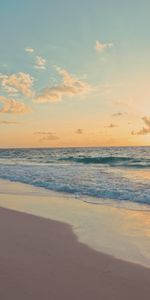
1, 177, 150, 212
0, 179, 150, 267
0, 206, 150, 299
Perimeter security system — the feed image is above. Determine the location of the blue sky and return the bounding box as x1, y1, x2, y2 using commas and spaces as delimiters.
0, 0, 150, 147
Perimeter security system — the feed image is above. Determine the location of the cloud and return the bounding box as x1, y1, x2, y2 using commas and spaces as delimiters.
35, 68, 93, 103
34, 56, 46, 70
0, 72, 34, 98
95, 40, 113, 53
0, 96, 30, 114
131, 116, 150, 135
112, 112, 126, 117
105, 123, 118, 128
35, 131, 59, 141
0, 120, 19, 124
76, 128, 83, 134
142, 116, 150, 127
25, 47, 34, 53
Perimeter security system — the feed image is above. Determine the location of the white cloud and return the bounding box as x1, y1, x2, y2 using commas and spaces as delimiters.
0, 96, 30, 114
0, 72, 34, 98
34, 56, 46, 70
95, 40, 113, 53
35, 68, 93, 103
25, 48, 34, 53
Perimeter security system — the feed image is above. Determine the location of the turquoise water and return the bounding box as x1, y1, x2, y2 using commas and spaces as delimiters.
0, 147, 150, 208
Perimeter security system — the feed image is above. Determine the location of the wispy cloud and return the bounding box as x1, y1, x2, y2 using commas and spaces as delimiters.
131, 116, 150, 135
35, 68, 93, 103
105, 123, 118, 128
0, 120, 19, 124
25, 48, 46, 70
75, 128, 83, 134
0, 96, 30, 114
112, 112, 126, 117
0, 72, 34, 98
34, 56, 46, 70
25, 47, 34, 53
95, 40, 113, 53
35, 131, 59, 141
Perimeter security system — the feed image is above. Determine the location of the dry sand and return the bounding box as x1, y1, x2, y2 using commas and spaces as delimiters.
0, 207, 150, 300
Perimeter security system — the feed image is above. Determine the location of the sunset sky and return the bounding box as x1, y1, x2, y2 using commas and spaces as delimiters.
0, 0, 150, 147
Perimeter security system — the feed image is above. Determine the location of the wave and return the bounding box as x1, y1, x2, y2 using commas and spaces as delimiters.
60, 156, 150, 168
0, 148, 149, 209
0, 175, 150, 211
1, 176, 150, 212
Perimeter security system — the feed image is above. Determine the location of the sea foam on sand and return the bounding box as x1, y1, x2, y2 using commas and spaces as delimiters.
0, 179, 150, 267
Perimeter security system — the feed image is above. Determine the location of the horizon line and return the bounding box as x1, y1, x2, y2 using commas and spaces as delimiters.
0, 145, 149, 150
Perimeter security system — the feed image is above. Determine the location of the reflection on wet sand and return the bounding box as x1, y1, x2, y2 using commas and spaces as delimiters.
0, 179, 150, 267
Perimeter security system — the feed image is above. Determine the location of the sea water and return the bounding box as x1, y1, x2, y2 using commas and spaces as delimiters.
0, 147, 149, 209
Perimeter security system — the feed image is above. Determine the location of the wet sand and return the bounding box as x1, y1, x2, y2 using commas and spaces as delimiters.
0, 179, 150, 267
0, 207, 150, 300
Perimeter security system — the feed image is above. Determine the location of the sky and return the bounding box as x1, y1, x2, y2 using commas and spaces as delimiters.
0, 0, 150, 147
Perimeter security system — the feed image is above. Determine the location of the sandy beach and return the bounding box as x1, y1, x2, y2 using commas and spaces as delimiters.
0, 179, 150, 299
0, 179, 150, 267
0, 206, 150, 300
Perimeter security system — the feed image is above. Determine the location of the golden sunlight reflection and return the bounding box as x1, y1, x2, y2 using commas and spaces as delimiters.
122, 209, 150, 238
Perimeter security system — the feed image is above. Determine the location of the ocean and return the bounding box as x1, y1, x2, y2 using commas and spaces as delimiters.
0, 147, 150, 210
